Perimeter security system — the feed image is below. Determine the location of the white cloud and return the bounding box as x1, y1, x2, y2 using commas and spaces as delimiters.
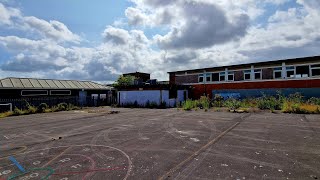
0, 1, 320, 83
23, 16, 81, 43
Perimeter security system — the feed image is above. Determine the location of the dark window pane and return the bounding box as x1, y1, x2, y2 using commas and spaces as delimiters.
311, 64, 320, 68
286, 71, 294, 78
296, 65, 309, 78
199, 77, 204, 82
274, 71, 282, 79
312, 69, 320, 76
220, 75, 225, 81
244, 73, 251, 80
228, 75, 234, 81
255, 73, 261, 79
206, 76, 211, 82
50, 90, 71, 95
212, 73, 219, 81
21, 90, 47, 96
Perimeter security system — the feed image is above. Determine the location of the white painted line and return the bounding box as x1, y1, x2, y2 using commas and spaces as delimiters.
3, 136, 9, 140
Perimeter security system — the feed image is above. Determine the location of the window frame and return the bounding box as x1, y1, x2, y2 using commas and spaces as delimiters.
273, 67, 282, 79
198, 74, 204, 83
21, 90, 48, 96
219, 72, 226, 81
286, 66, 295, 78
311, 64, 320, 77
243, 70, 251, 80
254, 69, 262, 80
227, 71, 234, 81
205, 73, 212, 82
50, 90, 71, 96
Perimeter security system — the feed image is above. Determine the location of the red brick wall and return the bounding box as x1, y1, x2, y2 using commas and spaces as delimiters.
192, 79, 320, 99
175, 75, 198, 84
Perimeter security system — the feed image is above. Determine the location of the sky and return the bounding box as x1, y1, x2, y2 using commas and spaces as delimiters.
0, 0, 320, 83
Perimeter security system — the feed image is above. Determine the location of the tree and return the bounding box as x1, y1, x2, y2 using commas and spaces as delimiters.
113, 75, 135, 87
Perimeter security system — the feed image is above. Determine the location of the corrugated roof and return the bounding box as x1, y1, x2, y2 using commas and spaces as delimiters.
0, 77, 112, 90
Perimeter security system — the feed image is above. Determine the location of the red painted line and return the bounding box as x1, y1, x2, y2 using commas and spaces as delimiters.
52, 167, 126, 176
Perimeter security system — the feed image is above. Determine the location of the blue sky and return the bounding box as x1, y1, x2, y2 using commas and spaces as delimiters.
0, 0, 319, 82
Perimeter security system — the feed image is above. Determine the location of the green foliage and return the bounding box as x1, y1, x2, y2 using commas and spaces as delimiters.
0, 111, 14, 118
199, 96, 210, 110
224, 98, 241, 110
13, 107, 27, 115
113, 75, 135, 87
57, 103, 68, 111
257, 96, 281, 110
212, 94, 224, 107
37, 103, 49, 113
307, 97, 320, 106
182, 99, 196, 111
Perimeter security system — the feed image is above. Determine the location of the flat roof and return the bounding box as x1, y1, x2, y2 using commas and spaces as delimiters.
168, 55, 320, 73
0, 77, 112, 90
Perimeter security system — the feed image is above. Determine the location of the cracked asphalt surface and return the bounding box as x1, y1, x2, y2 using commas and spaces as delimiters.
0, 108, 319, 180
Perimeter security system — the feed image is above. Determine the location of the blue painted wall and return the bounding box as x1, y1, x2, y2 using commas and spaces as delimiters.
212, 88, 320, 99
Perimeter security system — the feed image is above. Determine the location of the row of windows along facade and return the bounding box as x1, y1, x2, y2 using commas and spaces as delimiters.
198, 63, 320, 83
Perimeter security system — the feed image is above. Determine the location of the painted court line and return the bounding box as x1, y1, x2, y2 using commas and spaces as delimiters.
158, 118, 245, 180
9, 156, 26, 173
42, 147, 72, 168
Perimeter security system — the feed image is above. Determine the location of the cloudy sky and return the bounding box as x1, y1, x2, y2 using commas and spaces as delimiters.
0, 0, 319, 83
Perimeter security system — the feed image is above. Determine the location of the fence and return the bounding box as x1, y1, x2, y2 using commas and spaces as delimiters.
0, 96, 107, 112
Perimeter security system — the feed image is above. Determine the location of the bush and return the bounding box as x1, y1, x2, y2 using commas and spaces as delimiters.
307, 97, 320, 106
182, 99, 196, 111
199, 96, 210, 110
0, 111, 14, 118
37, 103, 49, 113
57, 103, 68, 111
257, 96, 281, 110
212, 94, 224, 107
281, 101, 300, 113
297, 104, 319, 114
159, 101, 167, 109
13, 107, 27, 115
27, 105, 37, 114
224, 98, 241, 110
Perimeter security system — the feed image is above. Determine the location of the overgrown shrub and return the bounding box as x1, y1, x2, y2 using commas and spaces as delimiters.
159, 101, 167, 109
149, 101, 158, 109
182, 99, 196, 111
37, 103, 49, 113
0, 111, 14, 118
13, 107, 27, 115
199, 96, 210, 110
307, 97, 320, 106
296, 104, 319, 114
257, 96, 281, 110
57, 103, 68, 111
212, 94, 224, 107
224, 98, 241, 110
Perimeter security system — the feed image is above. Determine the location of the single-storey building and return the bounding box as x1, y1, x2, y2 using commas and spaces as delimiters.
168, 56, 320, 99
0, 77, 115, 109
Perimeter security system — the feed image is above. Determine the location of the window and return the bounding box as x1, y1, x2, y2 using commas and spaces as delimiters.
244, 70, 251, 80
286, 66, 295, 78
311, 64, 320, 77
212, 73, 219, 82
228, 72, 234, 81
198, 74, 204, 83
254, 69, 262, 80
296, 65, 309, 78
219, 72, 225, 81
50, 90, 71, 95
273, 67, 282, 79
21, 90, 48, 96
205, 73, 211, 82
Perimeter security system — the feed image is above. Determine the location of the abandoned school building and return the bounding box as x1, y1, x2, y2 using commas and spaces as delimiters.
0, 77, 115, 110
168, 55, 320, 99
117, 72, 189, 107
